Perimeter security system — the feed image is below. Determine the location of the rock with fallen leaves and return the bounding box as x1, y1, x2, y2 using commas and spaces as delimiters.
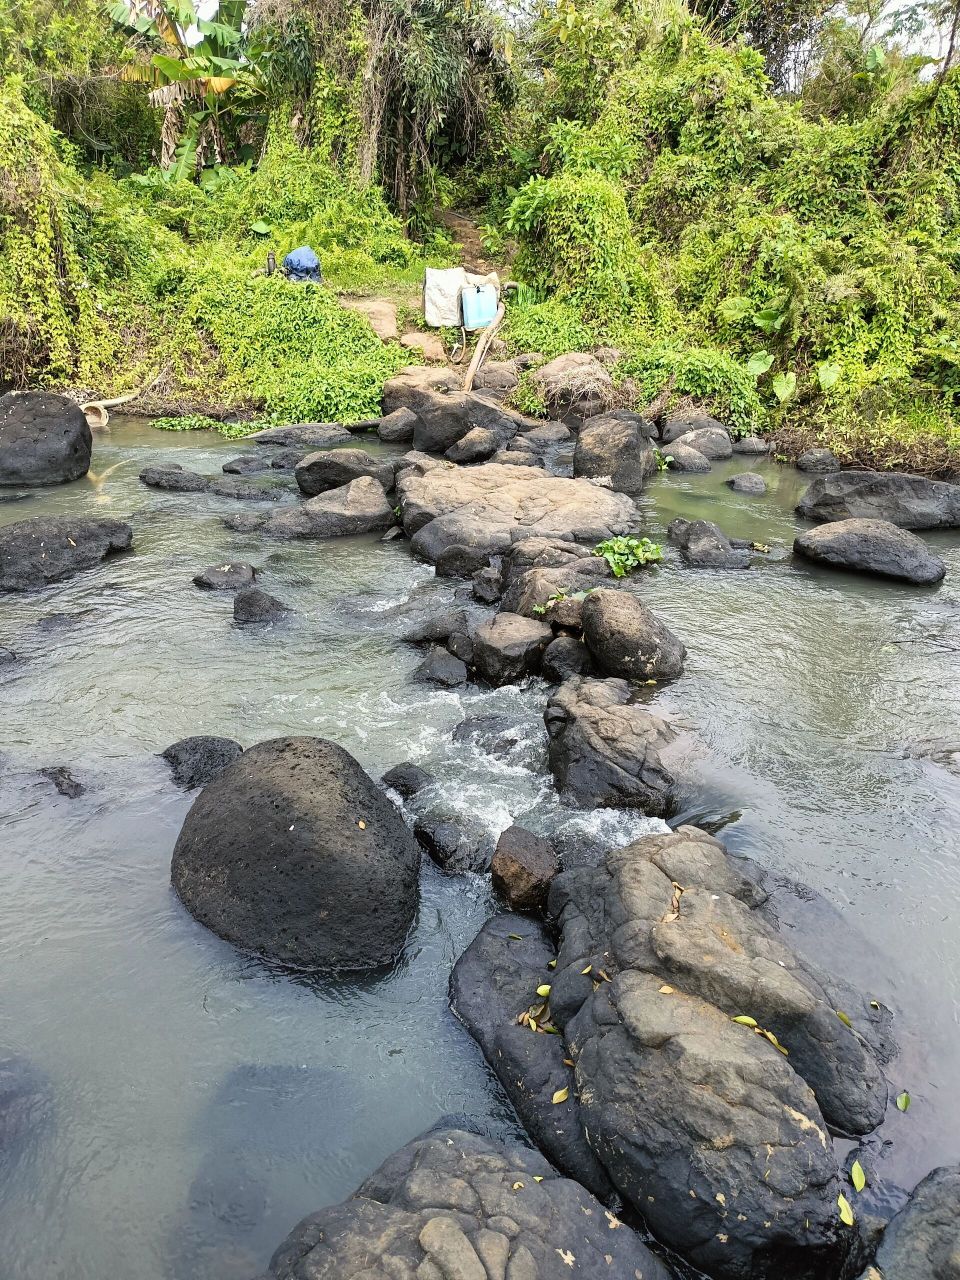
252, 1126, 671, 1280
546, 825, 890, 1278
0, 515, 132, 592
171, 736, 420, 971
449, 914, 614, 1199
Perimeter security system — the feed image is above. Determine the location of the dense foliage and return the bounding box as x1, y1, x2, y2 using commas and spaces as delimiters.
1, 0, 959, 467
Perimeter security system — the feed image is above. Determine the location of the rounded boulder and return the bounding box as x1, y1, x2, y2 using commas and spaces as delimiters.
171, 736, 421, 970
581, 587, 686, 681
0, 392, 92, 487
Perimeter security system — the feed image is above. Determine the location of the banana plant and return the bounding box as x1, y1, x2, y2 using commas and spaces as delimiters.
110, 0, 268, 170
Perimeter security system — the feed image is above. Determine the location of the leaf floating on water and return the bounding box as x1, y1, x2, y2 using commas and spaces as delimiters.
552, 1086, 570, 1104
836, 1009, 852, 1028
537, 984, 552, 996
896, 1091, 911, 1112
851, 1160, 867, 1193
838, 1193, 855, 1227
732, 1015, 758, 1027
659, 984, 675, 994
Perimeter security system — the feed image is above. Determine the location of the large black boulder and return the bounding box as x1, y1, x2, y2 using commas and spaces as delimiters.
161, 736, 244, 790
794, 518, 946, 584
254, 1126, 672, 1280
864, 1164, 960, 1280
797, 470, 960, 528
0, 391, 91, 486
171, 737, 420, 970
573, 411, 657, 494
0, 516, 132, 591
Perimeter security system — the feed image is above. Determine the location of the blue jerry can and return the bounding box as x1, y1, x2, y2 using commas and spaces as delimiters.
460, 283, 498, 331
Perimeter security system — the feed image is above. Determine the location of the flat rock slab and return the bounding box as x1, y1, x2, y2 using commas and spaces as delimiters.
0, 516, 132, 592
797, 470, 960, 528
0, 391, 92, 487
795, 518, 946, 584
249, 422, 353, 449
231, 477, 395, 539
256, 1127, 672, 1280
140, 465, 285, 501
339, 296, 399, 342
398, 462, 637, 565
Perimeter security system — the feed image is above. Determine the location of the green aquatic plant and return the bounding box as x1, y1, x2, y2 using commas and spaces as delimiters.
593, 536, 664, 577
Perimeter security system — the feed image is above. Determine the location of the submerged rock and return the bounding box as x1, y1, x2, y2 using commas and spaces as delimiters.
727, 470, 767, 494
245, 477, 395, 539
544, 676, 680, 814
233, 588, 291, 624
797, 470, 960, 529
863, 1164, 960, 1280
192, 562, 256, 591
171, 736, 421, 970
380, 761, 433, 798
0, 391, 91, 487
491, 825, 558, 911
669, 516, 752, 569
248, 422, 352, 449
39, 765, 84, 798
161, 736, 244, 790
0, 516, 132, 592
254, 1126, 671, 1280
573, 411, 657, 494
140, 465, 284, 501
0, 1055, 51, 1171
580, 587, 686, 681
794, 518, 946, 584
294, 448, 394, 497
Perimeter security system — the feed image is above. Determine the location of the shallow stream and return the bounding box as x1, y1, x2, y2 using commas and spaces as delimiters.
1, 420, 959, 1279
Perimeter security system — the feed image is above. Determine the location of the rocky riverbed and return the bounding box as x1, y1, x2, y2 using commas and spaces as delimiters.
1, 382, 959, 1280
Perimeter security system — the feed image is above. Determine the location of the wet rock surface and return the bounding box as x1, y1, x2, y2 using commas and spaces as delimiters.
294, 449, 394, 497
491, 825, 558, 911
544, 676, 681, 814
193, 562, 256, 591
0, 516, 132, 591
669, 517, 752, 569
797, 470, 960, 528
171, 736, 421, 970
413, 646, 468, 687
140, 465, 286, 500
470, 612, 552, 686
0, 392, 92, 487
233, 588, 291, 624
580, 587, 686, 681
39, 765, 84, 798
727, 471, 767, 495
794, 518, 946, 584
862, 1163, 960, 1280
380, 761, 433, 798
232, 477, 395, 539
161, 736, 244, 790
414, 812, 490, 874
254, 1126, 672, 1280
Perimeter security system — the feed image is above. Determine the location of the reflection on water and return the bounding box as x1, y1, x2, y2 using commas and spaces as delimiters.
0, 421, 959, 1278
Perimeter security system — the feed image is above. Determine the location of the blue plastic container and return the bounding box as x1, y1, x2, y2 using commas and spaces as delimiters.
460, 283, 498, 331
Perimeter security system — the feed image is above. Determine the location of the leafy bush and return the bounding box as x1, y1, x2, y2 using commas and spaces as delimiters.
617, 345, 766, 434
504, 299, 594, 359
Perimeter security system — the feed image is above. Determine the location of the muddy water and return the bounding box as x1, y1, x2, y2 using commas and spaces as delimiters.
0, 421, 958, 1279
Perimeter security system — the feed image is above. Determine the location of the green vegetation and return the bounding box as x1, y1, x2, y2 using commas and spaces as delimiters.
1, 0, 959, 469
593, 536, 665, 576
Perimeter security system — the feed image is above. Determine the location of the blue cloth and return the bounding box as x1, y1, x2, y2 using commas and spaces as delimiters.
283, 246, 322, 283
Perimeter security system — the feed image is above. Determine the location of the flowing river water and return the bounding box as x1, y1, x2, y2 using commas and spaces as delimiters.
0, 419, 958, 1279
